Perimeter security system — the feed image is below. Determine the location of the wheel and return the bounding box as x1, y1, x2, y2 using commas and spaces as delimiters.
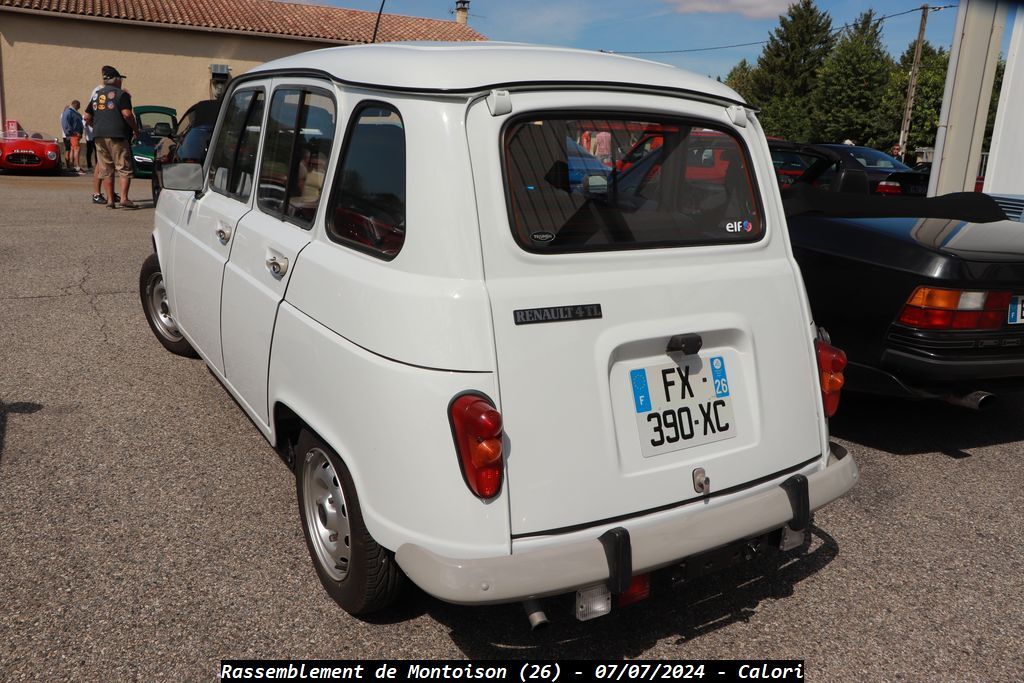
138, 253, 197, 357
295, 428, 405, 615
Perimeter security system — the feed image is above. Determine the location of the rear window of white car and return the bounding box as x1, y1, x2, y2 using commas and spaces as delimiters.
503, 116, 764, 253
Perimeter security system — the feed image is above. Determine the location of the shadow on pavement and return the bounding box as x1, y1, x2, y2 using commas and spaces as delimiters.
0, 400, 44, 464
415, 526, 838, 659
829, 392, 1024, 457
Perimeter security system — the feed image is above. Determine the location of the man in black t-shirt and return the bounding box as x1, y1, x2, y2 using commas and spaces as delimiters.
84, 65, 140, 209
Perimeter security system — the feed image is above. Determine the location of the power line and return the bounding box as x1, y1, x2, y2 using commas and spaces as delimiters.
606, 4, 957, 56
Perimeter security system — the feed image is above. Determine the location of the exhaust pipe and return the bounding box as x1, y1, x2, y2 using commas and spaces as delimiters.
945, 390, 995, 410
523, 599, 549, 631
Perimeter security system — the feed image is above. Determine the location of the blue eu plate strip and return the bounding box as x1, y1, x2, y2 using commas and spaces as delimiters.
710, 356, 730, 398
630, 369, 652, 413
1010, 297, 1020, 324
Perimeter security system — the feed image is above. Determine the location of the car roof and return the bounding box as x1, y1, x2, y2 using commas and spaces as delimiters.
134, 105, 177, 116
183, 100, 222, 125
817, 144, 878, 154
247, 42, 744, 103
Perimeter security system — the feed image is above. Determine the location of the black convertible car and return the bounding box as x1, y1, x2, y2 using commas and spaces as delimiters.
784, 188, 1024, 408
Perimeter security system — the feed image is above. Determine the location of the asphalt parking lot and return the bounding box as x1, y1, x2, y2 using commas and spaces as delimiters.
1, 174, 1022, 681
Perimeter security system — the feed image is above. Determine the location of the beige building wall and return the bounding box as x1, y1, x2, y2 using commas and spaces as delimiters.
0, 12, 340, 138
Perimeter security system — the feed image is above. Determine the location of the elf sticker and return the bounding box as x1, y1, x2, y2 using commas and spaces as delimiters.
725, 219, 754, 233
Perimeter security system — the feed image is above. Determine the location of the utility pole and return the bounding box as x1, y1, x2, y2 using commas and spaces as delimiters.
898, 4, 930, 161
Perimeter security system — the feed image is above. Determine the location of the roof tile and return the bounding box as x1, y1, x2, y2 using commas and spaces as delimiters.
0, 0, 487, 43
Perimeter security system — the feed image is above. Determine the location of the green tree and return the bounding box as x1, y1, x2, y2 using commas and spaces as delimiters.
880, 41, 948, 155
749, 0, 835, 140
810, 11, 894, 147
724, 58, 757, 103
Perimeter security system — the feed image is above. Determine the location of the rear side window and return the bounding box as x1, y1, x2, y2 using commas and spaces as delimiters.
208, 89, 265, 201
257, 88, 337, 228
504, 116, 764, 253
326, 104, 406, 260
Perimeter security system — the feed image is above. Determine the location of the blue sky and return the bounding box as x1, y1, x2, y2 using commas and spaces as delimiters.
323, 0, 1016, 80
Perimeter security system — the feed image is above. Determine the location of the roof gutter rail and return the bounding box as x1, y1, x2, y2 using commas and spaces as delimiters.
232, 67, 749, 109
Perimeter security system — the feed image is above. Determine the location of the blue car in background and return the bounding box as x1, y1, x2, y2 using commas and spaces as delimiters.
566, 137, 610, 191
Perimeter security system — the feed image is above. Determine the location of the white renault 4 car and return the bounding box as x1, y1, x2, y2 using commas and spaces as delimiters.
141, 43, 858, 625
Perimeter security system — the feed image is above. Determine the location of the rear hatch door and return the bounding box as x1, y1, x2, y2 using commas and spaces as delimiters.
467, 94, 824, 536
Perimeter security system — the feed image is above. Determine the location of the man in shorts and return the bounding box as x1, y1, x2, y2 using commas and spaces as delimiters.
84, 66, 140, 209
60, 100, 84, 173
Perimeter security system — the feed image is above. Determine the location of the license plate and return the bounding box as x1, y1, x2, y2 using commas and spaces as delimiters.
1008, 296, 1024, 324
629, 355, 737, 458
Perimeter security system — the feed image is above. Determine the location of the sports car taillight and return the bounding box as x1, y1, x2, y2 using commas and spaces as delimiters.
875, 180, 902, 195
449, 393, 503, 499
815, 339, 846, 418
898, 287, 1011, 330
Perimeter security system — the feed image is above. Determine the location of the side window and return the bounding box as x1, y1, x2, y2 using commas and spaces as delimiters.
326, 104, 406, 259
208, 89, 265, 201
257, 88, 337, 228
175, 112, 194, 141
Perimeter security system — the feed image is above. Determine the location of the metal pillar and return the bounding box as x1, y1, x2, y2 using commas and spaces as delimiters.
928, 0, 1008, 196
984, 10, 1023, 194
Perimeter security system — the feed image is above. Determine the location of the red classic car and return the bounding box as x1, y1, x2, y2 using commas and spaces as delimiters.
0, 124, 61, 172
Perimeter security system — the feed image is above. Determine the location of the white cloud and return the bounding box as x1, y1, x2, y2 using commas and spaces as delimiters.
662, 0, 795, 20
483, 1, 602, 44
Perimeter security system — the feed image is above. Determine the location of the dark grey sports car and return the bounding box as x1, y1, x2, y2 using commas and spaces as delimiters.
783, 187, 1021, 408
770, 141, 930, 196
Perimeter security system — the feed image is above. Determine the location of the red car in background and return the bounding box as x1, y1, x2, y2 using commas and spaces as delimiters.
614, 128, 736, 181
0, 122, 61, 173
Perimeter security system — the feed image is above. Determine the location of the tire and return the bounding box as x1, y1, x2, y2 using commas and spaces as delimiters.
295, 428, 405, 615
151, 176, 161, 205
139, 253, 198, 357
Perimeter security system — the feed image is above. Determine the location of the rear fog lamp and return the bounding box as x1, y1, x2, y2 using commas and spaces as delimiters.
899, 287, 1011, 331
615, 573, 651, 607
576, 583, 612, 621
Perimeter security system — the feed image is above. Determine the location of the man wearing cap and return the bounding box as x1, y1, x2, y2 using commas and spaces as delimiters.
84, 66, 140, 209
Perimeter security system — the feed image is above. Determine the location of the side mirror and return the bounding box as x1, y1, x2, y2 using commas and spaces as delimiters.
162, 162, 204, 193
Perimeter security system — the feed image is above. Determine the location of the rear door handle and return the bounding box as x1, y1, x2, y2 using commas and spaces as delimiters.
215, 222, 232, 244
265, 255, 289, 277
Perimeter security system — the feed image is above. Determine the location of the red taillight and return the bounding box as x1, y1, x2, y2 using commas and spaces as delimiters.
615, 573, 651, 607
449, 394, 503, 499
875, 180, 902, 195
898, 287, 1010, 331
815, 339, 846, 418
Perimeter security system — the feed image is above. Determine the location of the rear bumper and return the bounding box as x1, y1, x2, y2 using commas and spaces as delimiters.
396, 448, 858, 605
883, 348, 1024, 382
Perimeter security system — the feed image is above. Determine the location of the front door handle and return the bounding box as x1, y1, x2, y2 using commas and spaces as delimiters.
215, 222, 232, 245
266, 255, 289, 277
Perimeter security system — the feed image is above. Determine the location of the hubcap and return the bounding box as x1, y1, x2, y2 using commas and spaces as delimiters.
302, 448, 351, 581
145, 271, 183, 342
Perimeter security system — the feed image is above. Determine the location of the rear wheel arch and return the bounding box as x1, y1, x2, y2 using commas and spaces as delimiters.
274, 406, 407, 615
272, 401, 304, 470
270, 402, 364, 485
